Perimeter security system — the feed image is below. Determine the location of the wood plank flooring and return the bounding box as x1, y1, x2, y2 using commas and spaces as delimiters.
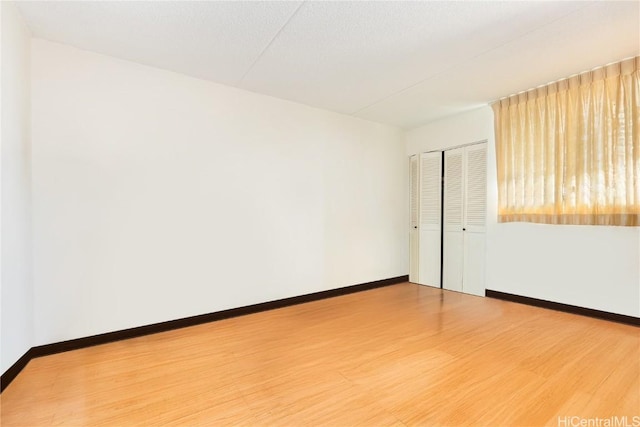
1, 283, 638, 426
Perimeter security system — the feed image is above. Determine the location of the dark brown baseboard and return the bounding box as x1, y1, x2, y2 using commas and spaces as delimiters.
485, 289, 639, 327
0, 348, 35, 393
1, 275, 408, 393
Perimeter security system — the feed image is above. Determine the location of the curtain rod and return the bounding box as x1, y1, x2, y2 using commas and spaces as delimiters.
491, 55, 638, 105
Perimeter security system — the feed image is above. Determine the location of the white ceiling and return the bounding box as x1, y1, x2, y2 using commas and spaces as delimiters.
16, 1, 640, 129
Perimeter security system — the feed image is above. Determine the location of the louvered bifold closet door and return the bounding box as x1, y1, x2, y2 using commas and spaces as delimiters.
409, 155, 419, 283
417, 152, 442, 287
462, 143, 487, 296
464, 144, 487, 233
443, 148, 464, 292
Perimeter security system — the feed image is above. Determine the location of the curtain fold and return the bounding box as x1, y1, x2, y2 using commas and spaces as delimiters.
492, 56, 639, 226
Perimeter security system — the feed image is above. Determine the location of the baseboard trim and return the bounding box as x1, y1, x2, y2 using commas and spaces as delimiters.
0, 348, 35, 393
485, 289, 640, 327
1, 275, 408, 393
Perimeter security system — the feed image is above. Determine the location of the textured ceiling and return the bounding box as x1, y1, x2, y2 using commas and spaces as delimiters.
16, 1, 640, 129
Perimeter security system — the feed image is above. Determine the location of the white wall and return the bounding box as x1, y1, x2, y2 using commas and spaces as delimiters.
1, 2, 33, 373
31, 39, 407, 345
406, 107, 640, 318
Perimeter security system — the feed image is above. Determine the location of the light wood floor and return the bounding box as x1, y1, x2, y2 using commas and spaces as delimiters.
1, 283, 638, 426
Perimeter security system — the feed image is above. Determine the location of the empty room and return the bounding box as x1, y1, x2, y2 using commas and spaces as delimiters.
1, 1, 639, 426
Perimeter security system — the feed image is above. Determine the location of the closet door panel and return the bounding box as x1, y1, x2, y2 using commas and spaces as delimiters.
443, 148, 464, 291
409, 155, 419, 283
443, 232, 464, 292
443, 148, 464, 233
462, 143, 487, 295
463, 232, 485, 296
464, 143, 487, 233
418, 152, 442, 287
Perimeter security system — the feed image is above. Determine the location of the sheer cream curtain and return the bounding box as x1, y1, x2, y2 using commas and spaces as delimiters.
492, 56, 639, 226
